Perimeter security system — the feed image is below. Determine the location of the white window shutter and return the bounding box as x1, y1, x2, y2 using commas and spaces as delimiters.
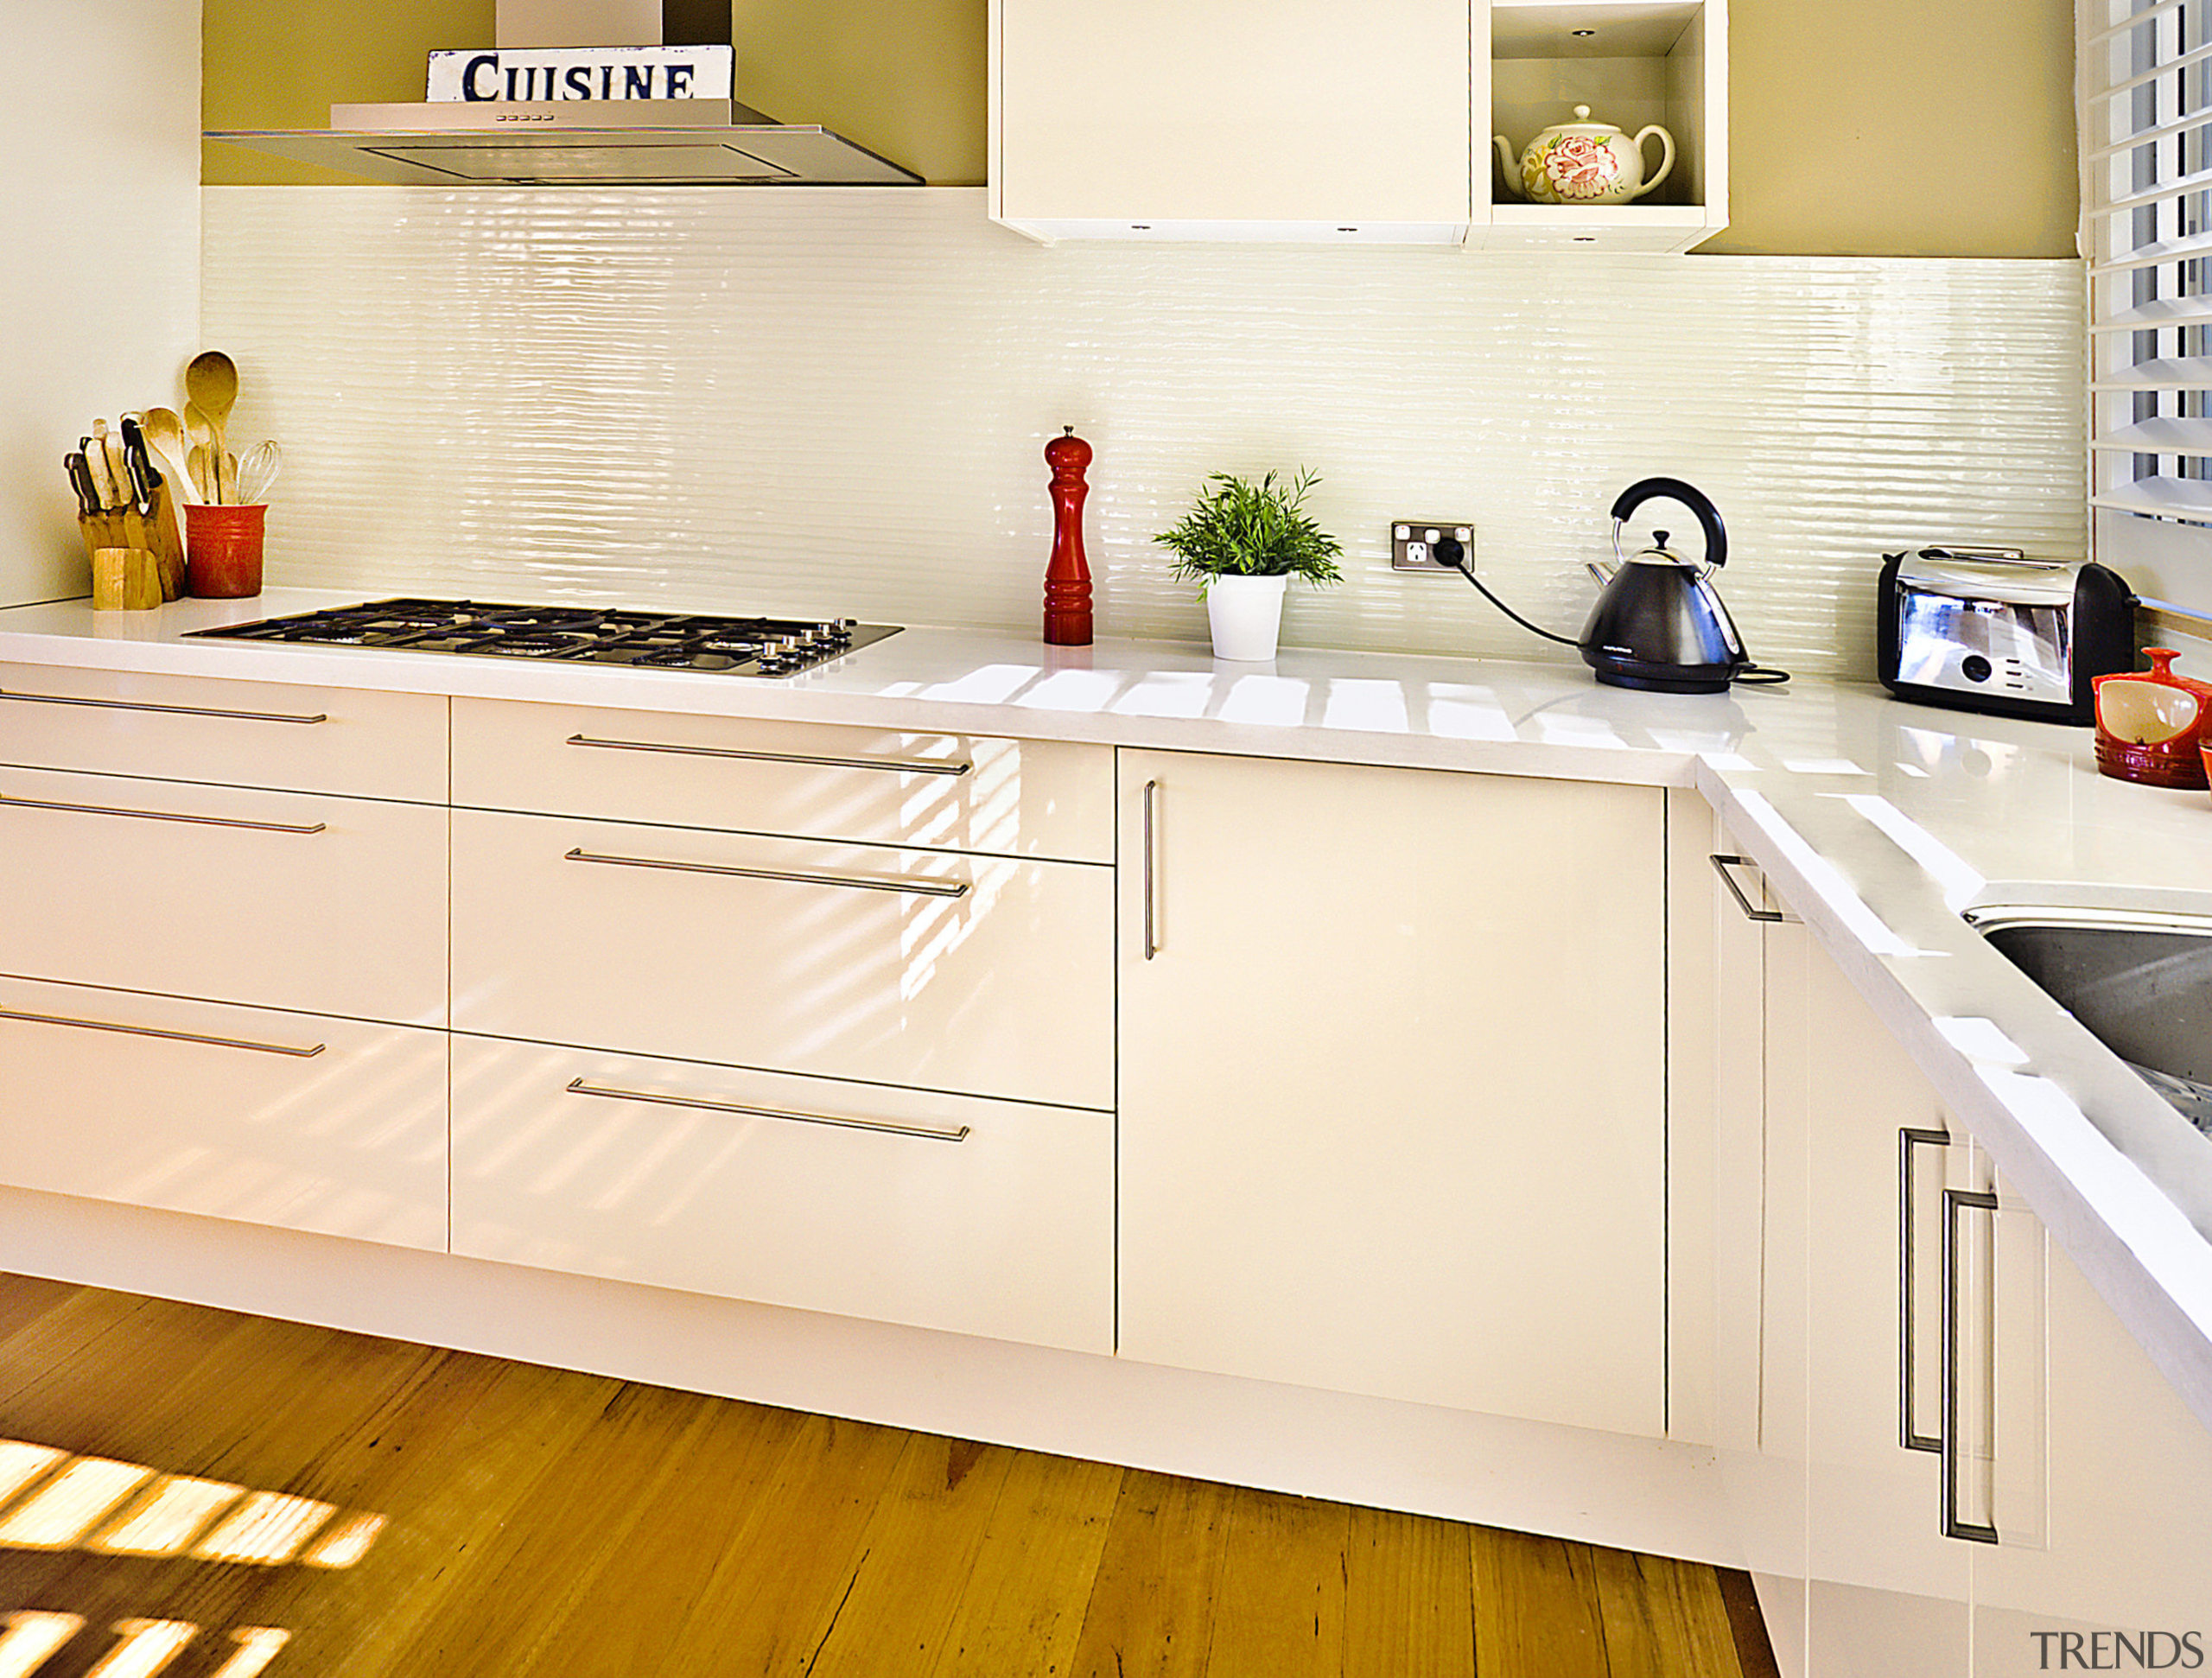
2086, 0, 2212, 613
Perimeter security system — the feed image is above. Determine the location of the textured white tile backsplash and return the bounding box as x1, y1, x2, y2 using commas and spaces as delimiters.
201, 187, 2084, 677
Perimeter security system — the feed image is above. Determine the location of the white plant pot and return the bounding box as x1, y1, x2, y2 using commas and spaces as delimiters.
1205, 573, 1288, 661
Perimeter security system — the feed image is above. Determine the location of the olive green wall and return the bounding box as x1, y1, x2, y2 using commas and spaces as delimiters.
201, 0, 987, 188
202, 0, 2075, 257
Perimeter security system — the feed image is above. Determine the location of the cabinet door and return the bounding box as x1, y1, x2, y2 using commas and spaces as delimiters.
995, 0, 1472, 241
1788, 925, 1972, 1671
0, 976, 448, 1251
1772, 927, 2045, 1678
1707, 845, 1809, 1674
1972, 1236, 2212, 1674
451, 1036, 1111, 1353
451, 807, 1114, 1109
1116, 749, 1665, 1435
453, 698, 1114, 863
0, 663, 446, 802
0, 765, 448, 1027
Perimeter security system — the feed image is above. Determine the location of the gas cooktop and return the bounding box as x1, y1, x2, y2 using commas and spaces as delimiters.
186, 598, 900, 677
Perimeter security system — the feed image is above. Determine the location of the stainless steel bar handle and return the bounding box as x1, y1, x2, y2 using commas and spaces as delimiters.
0, 687, 327, 724
0, 1004, 325, 1058
1899, 1127, 1952, 1453
563, 847, 970, 899
1141, 779, 1160, 960
565, 1077, 970, 1142
0, 794, 327, 835
1711, 854, 1788, 923
1940, 1185, 2002, 1545
565, 734, 972, 778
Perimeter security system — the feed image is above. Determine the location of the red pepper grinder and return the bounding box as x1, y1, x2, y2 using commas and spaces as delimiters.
1043, 425, 1094, 645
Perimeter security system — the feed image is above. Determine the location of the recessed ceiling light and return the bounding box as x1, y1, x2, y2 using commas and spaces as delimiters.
1573, 28, 1597, 35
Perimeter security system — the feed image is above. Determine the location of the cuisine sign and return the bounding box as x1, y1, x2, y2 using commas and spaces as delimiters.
427, 45, 735, 104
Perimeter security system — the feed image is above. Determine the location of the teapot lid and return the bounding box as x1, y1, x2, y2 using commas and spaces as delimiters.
1548, 104, 1622, 136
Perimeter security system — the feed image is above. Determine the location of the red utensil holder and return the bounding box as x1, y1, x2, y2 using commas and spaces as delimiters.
184, 503, 266, 599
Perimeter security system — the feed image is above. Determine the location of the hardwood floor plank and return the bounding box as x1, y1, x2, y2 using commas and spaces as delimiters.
1341, 1503, 1475, 1678
1065, 1468, 1236, 1678
1204, 1485, 1351, 1678
1714, 1567, 1783, 1678
0, 1274, 87, 1356
506, 1395, 814, 1678
289, 1355, 635, 1677
1469, 1526, 1608, 1678
801, 1433, 1020, 1677
651, 1410, 915, 1678
1590, 1544, 1744, 1678
0, 1285, 161, 1421
930, 1448, 1124, 1678
362, 1378, 732, 1674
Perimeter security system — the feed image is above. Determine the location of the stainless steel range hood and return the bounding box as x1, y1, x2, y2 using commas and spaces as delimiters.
205, 0, 922, 187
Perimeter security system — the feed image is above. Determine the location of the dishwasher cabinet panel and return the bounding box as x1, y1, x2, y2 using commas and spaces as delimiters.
1116, 749, 1668, 1436
0, 976, 448, 1250
450, 808, 1114, 1110
451, 1036, 1113, 1352
0, 765, 448, 1027
452, 698, 1115, 863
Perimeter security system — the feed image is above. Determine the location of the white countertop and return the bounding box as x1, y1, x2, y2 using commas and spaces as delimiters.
9, 588, 2212, 1422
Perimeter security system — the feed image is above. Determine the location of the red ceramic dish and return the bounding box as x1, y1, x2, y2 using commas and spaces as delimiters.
2094, 649, 2212, 790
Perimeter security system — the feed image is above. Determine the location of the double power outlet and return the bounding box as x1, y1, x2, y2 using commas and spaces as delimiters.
1390, 521, 1476, 573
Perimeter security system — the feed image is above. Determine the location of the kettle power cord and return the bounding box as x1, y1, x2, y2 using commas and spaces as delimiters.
1433, 537, 1580, 646
1433, 537, 1790, 686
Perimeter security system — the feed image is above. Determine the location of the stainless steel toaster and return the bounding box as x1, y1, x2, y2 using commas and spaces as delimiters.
1877, 548, 2136, 727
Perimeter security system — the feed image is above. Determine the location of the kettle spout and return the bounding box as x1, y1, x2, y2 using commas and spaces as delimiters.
1587, 560, 1618, 588
1492, 135, 1526, 200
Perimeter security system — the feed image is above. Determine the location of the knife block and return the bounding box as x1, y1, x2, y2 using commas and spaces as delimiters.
90, 546, 163, 611
79, 481, 185, 602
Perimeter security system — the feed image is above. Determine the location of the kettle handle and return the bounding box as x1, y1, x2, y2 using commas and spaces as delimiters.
1610, 476, 1727, 571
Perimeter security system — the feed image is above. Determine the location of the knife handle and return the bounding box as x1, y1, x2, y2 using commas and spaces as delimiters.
64, 453, 99, 518
102, 432, 133, 512
119, 417, 159, 510
82, 434, 121, 511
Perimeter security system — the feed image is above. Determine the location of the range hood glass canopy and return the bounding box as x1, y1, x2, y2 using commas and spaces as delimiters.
206, 0, 922, 187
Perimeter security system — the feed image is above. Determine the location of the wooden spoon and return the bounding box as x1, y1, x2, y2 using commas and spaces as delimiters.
139, 408, 200, 504
184, 351, 238, 502
182, 403, 221, 502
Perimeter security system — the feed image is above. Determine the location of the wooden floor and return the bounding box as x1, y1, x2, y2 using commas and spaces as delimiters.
0, 1274, 1776, 1677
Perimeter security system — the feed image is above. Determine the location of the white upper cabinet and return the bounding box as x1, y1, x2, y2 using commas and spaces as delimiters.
1484, 0, 1727, 251
990, 0, 1475, 244
990, 0, 1726, 250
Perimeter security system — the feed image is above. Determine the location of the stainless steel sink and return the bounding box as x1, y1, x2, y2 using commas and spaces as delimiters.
1967, 906, 2212, 1134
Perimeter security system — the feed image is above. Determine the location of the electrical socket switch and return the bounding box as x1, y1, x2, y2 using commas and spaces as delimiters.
1392, 521, 1474, 573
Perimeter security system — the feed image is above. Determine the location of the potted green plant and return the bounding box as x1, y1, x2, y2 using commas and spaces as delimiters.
1153, 468, 1344, 661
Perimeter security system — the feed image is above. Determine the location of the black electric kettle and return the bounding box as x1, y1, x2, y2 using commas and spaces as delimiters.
1580, 477, 1753, 694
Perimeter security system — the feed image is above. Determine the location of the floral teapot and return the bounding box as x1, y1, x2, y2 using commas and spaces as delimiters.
1495, 106, 1675, 205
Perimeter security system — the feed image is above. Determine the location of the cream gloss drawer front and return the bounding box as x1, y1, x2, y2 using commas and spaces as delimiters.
0, 766, 447, 1027
0, 663, 446, 802
451, 808, 1113, 1110
0, 976, 448, 1250
451, 697, 1113, 863
451, 1037, 1112, 1353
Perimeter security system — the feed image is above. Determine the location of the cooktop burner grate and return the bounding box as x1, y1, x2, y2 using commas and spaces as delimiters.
186, 598, 901, 677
